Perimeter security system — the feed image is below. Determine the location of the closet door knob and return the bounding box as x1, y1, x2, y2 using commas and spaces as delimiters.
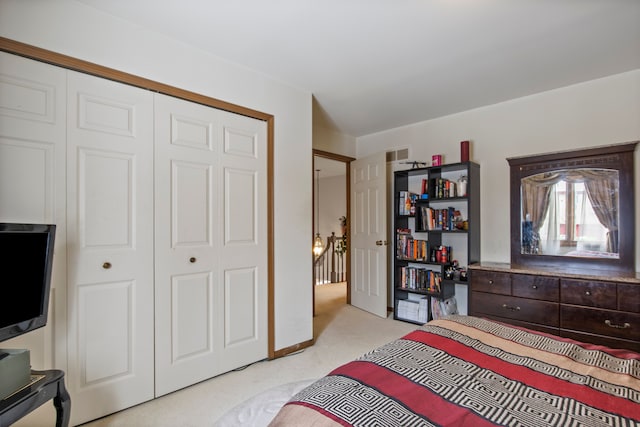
585, 290, 591, 296
189, 257, 197, 263
102, 262, 112, 269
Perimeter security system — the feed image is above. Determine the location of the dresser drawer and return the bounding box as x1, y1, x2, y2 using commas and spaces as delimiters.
561, 279, 616, 309
618, 283, 640, 313
512, 274, 559, 302
561, 306, 640, 341
471, 292, 559, 326
471, 270, 510, 295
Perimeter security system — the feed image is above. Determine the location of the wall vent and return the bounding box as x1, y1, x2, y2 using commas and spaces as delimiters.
386, 148, 409, 163
386, 151, 395, 162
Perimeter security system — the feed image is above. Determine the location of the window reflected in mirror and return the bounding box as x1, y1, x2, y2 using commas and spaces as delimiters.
520, 169, 619, 258
508, 141, 636, 273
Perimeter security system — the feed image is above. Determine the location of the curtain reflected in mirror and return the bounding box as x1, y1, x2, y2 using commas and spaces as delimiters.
520, 168, 619, 258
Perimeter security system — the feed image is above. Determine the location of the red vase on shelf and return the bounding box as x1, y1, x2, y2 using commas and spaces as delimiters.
460, 140, 470, 162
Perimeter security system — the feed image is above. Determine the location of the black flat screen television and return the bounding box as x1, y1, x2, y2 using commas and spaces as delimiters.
0, 223, 56, 343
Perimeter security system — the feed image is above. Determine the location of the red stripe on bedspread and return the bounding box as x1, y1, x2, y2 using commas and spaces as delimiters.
405, 329, 639, 419
330, 361, 498, 427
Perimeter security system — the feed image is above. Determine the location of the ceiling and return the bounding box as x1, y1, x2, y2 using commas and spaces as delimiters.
76, 0, 640, 138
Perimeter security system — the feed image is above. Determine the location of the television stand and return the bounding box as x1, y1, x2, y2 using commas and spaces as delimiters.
0, 369, 70, 427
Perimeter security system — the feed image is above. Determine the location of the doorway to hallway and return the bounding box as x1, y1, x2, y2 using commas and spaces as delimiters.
312, 150, 354, 318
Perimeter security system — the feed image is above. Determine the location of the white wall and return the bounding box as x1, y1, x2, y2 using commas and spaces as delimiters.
318, 175, 347, 239
313, 97, 357, 157
357, 70, 640, 271
0, 0, 313, 351
313, 123, 356, 157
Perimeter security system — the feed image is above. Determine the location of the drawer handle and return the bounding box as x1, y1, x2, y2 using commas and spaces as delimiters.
585, 290, 591, 296
102, 262, 112, 269
189, 257, 197, 263
605, 320, 630, 329
502, 304, 520, 311
531, 285, 538, 290
488, 280, 494, 285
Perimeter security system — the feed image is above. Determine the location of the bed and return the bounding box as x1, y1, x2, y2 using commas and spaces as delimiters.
268, 315, 639, 427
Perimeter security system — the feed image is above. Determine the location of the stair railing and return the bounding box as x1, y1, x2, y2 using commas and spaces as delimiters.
314, 232, 346, 285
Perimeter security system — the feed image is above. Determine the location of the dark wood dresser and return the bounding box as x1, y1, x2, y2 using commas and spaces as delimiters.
469, 263, 640, 352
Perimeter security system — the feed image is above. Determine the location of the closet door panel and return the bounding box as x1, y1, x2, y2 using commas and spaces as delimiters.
80, 150, 133, 247
154, 94, 220, 396
0, 52, 64, 143
0, 52, 67, 371
78, 280, 134, 382
0, 140, 54, 222
225, 167, 257, 243
224, 267, 259, 345
217, 111, 268, 374
172, 160, 212, 245
171, 272, 212, 359
66, 71, 154, 425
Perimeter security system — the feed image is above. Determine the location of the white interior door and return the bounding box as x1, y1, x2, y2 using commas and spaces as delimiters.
66, 71, 155, 425
154, 94, 268, 396
351, 152, 388, 317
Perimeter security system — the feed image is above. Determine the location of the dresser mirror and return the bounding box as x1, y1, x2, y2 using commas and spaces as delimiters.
508, 141, 638, 273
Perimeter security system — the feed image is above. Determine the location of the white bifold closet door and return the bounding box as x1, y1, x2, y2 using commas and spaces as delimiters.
1, 52, 269, 424
0, 51, 67, 370
66, 71, 155, 424
153, 94, 268, 396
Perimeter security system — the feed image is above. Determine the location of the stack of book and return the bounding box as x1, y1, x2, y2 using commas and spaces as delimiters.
396, 229, 428, 260
419, 206, 458, 231
429, 178, 458, 199
400, 267, 442, 292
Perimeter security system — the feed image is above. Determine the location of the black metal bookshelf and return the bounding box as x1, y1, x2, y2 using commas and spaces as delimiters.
393, 162, 480, 324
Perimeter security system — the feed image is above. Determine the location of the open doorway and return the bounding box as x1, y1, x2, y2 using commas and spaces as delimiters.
312, 150, 354, 322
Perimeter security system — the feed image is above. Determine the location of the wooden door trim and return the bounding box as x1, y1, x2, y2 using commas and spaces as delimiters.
312, 149, 355, 312
0, 37, 277, 359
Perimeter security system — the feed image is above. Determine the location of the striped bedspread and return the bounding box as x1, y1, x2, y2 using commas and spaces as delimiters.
269, 315, 640, 427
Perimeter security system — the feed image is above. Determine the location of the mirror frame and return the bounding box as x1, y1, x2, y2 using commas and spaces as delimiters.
508, 141, 638, 274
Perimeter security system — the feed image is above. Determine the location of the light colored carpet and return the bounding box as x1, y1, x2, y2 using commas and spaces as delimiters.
212, 379, 316, 426
75, 282, 417, 426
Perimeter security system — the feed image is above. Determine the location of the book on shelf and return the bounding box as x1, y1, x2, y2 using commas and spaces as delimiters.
398, 191, 420, 215
418, 206, 458, 231
398, 191, 408, 215
428, 178, 460, 200
396, 229, 428, 260
420, 206, 432, 230
420, 179, 428, 196
399, 266, 442, 292
396, 228, 411, 258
